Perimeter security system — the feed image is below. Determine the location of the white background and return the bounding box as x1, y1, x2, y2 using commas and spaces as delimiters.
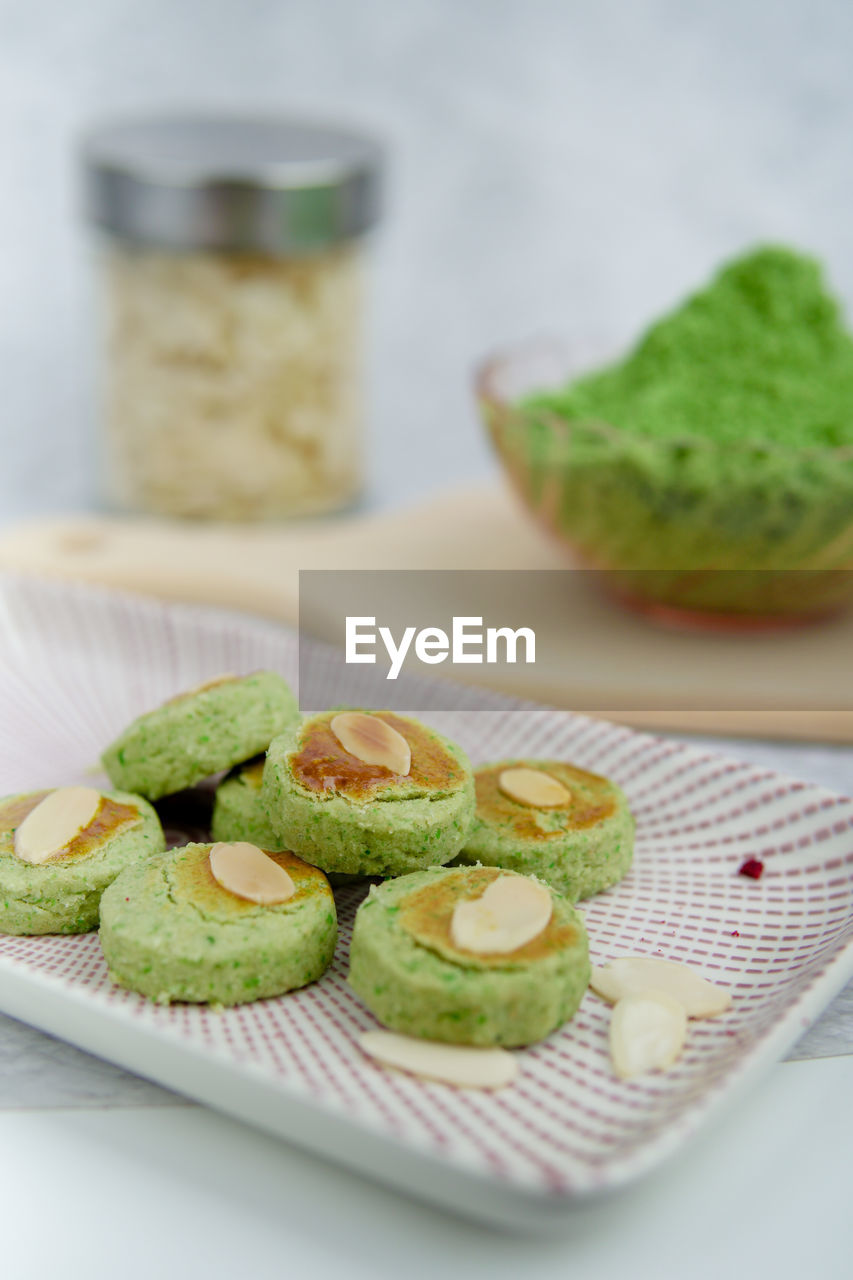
3, 0, 853, 517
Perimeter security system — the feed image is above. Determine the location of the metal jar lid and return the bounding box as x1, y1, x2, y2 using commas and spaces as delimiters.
81, 113, 383, 255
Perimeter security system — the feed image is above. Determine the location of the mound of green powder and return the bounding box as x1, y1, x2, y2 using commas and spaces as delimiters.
530, 246, 853, 449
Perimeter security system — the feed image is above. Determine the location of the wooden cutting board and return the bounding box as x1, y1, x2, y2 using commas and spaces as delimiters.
1, 484, 851, 743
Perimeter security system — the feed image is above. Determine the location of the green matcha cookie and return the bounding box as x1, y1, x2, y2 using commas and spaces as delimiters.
212, 759, 363, 886
261, 710, 475, 878
348, 865, 590, 1046
211, 758, 277, 847
0, 788, 165, 934
455, 759, 634, 902
99, 842, 337, 1005
102, 671, 299, 800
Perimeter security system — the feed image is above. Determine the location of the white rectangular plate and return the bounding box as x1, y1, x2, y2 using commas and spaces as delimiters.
0, 575, 851, 1228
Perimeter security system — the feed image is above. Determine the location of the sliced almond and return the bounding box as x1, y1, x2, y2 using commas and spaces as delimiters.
450, 874, 552, 954
359, 1030, 517, 1090
14, 786, 102, 864
330, 712, 411, 776
591, 957, 731, 1018
498, 767, 570, 808
610, 990, 687, 1079
209, 842, 295, 905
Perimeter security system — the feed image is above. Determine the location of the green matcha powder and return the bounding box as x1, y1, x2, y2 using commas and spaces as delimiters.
529, 246, 853, 448
497, 246, 853, 606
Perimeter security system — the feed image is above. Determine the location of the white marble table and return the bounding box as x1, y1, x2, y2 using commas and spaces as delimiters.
3, 1055, 852, 1279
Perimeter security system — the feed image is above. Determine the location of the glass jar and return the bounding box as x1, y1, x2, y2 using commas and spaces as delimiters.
82, 115, 383, 520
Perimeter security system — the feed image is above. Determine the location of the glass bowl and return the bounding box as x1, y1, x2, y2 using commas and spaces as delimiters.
476, 340, 853, 627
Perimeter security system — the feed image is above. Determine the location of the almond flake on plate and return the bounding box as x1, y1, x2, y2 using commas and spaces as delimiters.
591, 957, 731, 1018
609, 990, 688, 1079
359, 1030, 518, 1090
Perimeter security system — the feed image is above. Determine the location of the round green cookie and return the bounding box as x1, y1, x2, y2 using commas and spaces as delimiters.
211, 759, 276, 847
212, 760, 362, 887
455, 759, 634, 902
261, 710, 475, 878
348, 864, 590, 1046
101, 671, 299, 800
0, 789, 165, 935
99, 842, 337, 1005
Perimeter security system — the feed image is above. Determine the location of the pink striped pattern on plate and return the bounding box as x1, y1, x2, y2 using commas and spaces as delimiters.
0, 575, 851, 1206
